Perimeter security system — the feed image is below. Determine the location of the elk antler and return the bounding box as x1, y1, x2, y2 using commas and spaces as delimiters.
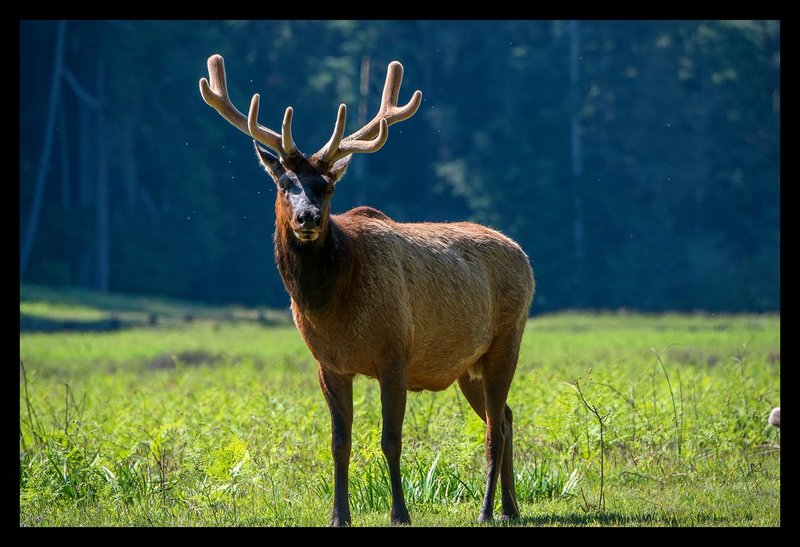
199, 54, 298, 161
316, 61, 422, 167
248, 94, 298, 159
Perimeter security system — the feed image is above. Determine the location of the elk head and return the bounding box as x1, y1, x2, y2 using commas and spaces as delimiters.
199, 54, 422, 243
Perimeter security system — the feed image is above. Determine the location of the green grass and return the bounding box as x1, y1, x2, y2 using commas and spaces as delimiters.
20, 284, 289, 328
19, 287, 780, 526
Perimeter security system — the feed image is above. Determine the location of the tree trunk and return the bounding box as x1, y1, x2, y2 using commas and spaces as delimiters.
58, 106, 71, 211
77, 97, 94, 287
20, 20, 67, 281
77, 98, 94, 208
353, 55, 370, 204
569, 20, 585, 308
95, 58, 110, 292
122, 108, 139, 213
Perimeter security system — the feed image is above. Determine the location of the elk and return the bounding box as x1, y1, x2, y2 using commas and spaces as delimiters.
199, 54, 535, 526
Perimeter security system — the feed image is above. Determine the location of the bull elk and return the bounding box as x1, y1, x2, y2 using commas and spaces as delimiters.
199, 54, 535, 526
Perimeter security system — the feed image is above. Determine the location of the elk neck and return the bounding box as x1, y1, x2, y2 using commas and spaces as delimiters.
274, 210, 354, 314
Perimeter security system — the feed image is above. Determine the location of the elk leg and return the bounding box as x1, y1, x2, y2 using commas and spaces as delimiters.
457, 371, 488, 423
457, 372, 520, 521
480, 378, 510, 523
318, 366, 354, 527
469, 327, 522, 523
499, 404, 519, 519
379, 366, 411, 525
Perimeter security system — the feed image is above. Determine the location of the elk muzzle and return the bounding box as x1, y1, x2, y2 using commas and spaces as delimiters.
292, 202, 323, 242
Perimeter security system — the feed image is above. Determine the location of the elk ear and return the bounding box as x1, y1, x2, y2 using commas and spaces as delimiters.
326, 154, 352, 184
254, 141, 285, 183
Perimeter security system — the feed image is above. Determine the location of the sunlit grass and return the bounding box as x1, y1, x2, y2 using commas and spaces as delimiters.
19, 288, 780, 526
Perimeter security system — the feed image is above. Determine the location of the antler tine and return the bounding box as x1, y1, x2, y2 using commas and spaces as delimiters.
199, 55, 252, 137
281, 107, 298, 158
340, 118, 389, 154
344, 61, 422, 143
248, 94, 298, 160
315, 61, 421, 168
200, 54, 293, 160
381, 62, 419, 121
322, 118, 389, 166
318, 104, 348, 164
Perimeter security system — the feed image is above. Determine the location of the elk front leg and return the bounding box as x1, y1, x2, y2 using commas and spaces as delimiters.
318, 366, 354, 527
379, 366, 411, 525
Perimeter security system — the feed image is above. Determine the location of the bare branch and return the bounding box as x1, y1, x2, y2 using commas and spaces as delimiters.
62, 68, 99, 108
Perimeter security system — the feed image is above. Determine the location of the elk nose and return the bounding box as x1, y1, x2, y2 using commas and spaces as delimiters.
296, 210, 321, 229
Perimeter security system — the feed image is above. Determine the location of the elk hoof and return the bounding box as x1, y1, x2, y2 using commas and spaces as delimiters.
500, 509, 520, 521
477, 512, 493, 523
391, 508, 411, 525
329, 517, 351, 527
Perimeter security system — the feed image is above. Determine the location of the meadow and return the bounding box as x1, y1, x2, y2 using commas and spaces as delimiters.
19, 286, 780, 526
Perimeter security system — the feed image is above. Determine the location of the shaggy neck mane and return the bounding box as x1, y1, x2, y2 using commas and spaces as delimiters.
274, 214, 353, 313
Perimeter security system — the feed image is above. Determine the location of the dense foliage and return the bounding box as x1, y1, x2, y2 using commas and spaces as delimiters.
19, 20, 780, 312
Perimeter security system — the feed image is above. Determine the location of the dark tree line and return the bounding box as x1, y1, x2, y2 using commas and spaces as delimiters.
19, 20, 780, 313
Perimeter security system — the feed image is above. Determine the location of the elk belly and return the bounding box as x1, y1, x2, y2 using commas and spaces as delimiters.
405, 335, 491, 391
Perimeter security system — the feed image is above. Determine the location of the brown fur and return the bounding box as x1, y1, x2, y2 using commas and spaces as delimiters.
273, 190, 534, 526
279, 207, 535, 391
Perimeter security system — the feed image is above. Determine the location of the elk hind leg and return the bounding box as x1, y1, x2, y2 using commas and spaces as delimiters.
457, 350, 520, 521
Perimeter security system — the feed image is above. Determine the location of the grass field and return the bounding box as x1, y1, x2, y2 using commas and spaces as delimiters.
19, 285, 781, 527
